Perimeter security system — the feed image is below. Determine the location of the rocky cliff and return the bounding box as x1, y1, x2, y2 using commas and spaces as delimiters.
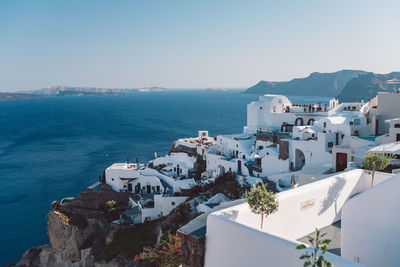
244, 70, 366, 96
12, 183, 196, 267
11, 184, 136, 267
336, 72, 400, 101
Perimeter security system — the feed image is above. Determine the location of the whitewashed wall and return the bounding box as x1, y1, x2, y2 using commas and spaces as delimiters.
205, 212, 360, 267
204, 169, 394, 267
105, 167, 141, 191
341, 174, 400, 267
141, 195, 187, 221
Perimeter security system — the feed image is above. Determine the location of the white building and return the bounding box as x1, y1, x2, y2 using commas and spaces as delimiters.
204, 169, 398, 267
204, 91, 400, 186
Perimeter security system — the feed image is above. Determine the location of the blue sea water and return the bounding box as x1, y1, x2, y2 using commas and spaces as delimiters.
0, 90, 329, 265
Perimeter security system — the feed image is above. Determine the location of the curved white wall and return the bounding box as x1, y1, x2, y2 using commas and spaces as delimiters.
204, 169, 394, 267
341, 174, 400, 267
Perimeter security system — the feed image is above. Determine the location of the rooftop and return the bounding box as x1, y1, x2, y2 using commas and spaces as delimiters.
297, 221, 342, 256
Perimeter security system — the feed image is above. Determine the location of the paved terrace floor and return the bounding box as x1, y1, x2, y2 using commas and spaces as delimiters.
297, 221, 342, 256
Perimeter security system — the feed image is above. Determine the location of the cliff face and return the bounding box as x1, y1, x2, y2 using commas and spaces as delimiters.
13, 182, 196, 267
244, 70, 366, 96
336, 72, 400, 101
13, 184, 136, 267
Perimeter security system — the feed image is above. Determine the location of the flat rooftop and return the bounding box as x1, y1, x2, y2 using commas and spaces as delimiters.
107, 163, 144, 170
297, 221, 341, 256
178, 199, 245, 238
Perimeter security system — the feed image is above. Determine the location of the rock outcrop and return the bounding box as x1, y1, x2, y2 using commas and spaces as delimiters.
12, 183, 132, 267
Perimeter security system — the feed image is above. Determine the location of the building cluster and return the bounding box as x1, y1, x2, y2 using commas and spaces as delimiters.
201, 89, 400, 267
97, 89, 400, 229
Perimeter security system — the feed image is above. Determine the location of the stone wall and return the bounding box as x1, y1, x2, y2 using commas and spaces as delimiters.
177, 230, 205, 267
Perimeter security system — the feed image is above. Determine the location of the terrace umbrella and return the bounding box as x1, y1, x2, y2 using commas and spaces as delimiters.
386, 79, 400, 92
386, 78, 400, 84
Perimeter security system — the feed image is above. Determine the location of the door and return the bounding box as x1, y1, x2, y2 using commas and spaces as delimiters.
335, 133, 339, 145
336, 153, 348, 172
128, 183, 132, 192
147, 185, 151, 194
375, 119, 379, 136
237, 160, 242, 173
397, 133, 400, 142
135, 183, 141, 194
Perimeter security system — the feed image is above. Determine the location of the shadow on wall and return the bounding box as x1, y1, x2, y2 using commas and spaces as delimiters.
318, 177, 346, 219
220, 209, 239, 220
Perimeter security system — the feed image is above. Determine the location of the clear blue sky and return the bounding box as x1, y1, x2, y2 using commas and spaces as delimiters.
1, 0, 399, 91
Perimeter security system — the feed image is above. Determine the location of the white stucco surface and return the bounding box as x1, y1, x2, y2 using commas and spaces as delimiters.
204, 169, 394, 267
341, 174, 400, 267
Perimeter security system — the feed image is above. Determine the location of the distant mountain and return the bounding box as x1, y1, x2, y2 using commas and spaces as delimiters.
0, 92, 44, 101
244, 70, 367, 96
19, 86, 168, 96
337, 72, 400, 102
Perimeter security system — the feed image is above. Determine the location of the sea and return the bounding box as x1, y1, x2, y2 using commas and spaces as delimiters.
0, 89, 330, 265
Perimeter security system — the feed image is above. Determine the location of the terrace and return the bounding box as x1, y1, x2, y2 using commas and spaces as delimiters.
204, 169, 397, 267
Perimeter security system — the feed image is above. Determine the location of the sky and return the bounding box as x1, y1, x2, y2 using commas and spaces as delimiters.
0, 0, 400, 91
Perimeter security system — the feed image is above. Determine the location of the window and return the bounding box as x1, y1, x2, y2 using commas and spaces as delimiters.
327, 142, 333, 148
171, 201, 176, 206
243, 155, 246, 159
123, 185, 126, 188
174, 167, 176, 172
111, 178, 114, 181
395, 124, 400, 128
259, 145, 263, 150
260, 106, 263, 110
323, 122, 327, 128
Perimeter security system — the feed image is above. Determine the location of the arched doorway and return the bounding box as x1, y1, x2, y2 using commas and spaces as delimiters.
295, 149, 305, 171
295, 118, 304, 126
307, 118, 315, 125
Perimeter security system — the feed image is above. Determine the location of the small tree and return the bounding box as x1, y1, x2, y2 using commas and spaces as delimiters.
245, 184, 278, 229
362, 151, 395, 187
296, 228, 332, 267
105, 200, 117, 212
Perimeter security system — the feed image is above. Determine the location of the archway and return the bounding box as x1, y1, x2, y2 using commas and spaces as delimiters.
295, 118, 304, 126
295, 149, 305, 171
307, 118, 315, 125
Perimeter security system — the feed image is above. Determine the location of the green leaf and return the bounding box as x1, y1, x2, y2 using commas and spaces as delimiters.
296, 244, 307, 250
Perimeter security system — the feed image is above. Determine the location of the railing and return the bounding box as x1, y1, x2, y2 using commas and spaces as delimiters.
391, 159, 400, 165
256, 130, 291, 142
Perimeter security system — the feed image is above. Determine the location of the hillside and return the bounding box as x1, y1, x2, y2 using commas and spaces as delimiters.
19, 86, 168, 96
0, 92, 44, 101
336, 72, 400, 102
244, 70, 366, 96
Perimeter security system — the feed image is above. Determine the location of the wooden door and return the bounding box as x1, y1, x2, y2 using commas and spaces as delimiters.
336, 153, 347, 172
